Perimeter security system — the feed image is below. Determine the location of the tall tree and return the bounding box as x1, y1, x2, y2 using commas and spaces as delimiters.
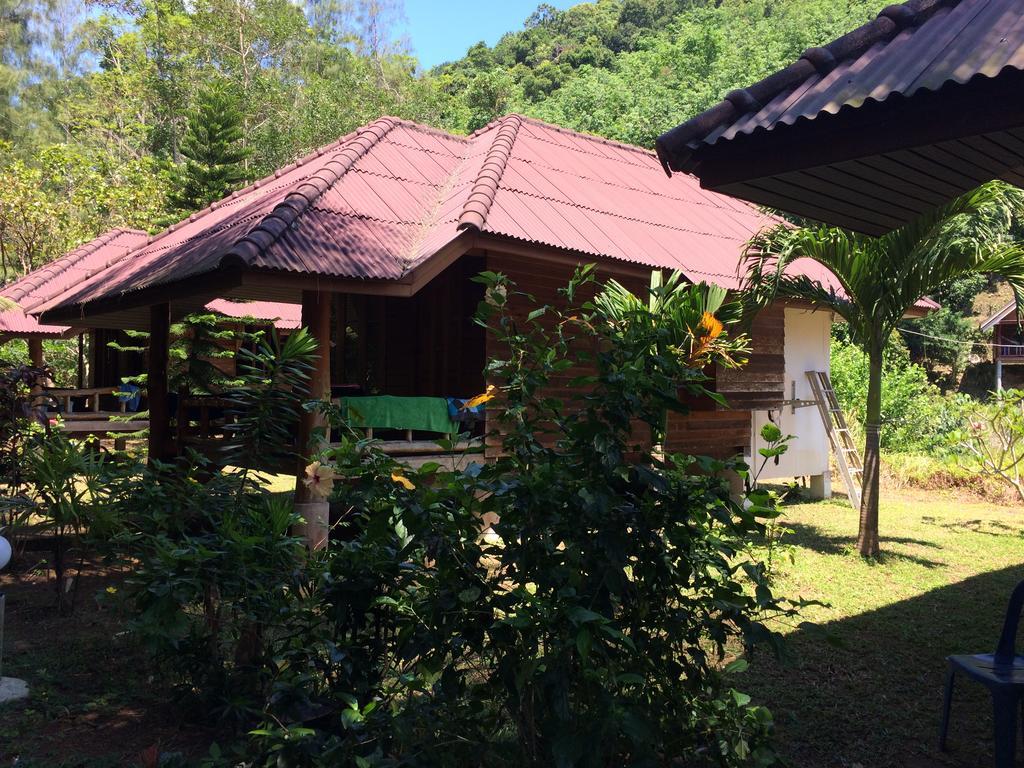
744, 183, 1024, 557
165, 83, 248, 215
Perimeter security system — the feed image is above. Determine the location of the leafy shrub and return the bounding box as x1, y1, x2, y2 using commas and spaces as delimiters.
953, 389, 1024, 503
830, 336, 967, 454
251, 269, 798, 767
121, 270, 800, 766
122, 464, 307, 725
22, 432, 126, 614
459, 268, 794, 766
115, 329, 317, 724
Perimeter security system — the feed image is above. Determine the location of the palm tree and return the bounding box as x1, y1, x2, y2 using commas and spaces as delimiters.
743, 182, 1024, 557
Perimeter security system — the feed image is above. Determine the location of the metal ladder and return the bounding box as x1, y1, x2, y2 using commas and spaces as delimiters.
806, 371, 862, 510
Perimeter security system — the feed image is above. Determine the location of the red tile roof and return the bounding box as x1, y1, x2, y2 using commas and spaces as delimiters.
41, 115, 840, 320
1, 229, 298, 336
656, 0, 1024, 174
1, 228, 147, 337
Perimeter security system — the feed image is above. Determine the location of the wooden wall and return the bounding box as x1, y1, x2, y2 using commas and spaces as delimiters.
482, 251, 649, 457
479, 250, 788, 460
340, 256, 486, 398
663, 410, 751, 458
716, 303, 786, 410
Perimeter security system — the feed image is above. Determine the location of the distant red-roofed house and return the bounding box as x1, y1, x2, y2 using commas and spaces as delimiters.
32, 115, 863, 538
980, 300, 1024, 391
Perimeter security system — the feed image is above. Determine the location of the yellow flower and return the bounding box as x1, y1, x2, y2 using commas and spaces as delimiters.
699, 311, 724, 340
391, 472, 415, 490
464, 385, 496, 409
689, 311, 725, 365
105, 586, 118, 595
303, 461, 337, 499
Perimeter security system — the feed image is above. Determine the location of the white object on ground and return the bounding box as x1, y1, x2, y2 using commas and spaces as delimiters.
0, 677, 28, 704
0, 536, 10, 571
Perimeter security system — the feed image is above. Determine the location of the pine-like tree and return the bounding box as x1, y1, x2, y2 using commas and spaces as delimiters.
165, 84, 249, 216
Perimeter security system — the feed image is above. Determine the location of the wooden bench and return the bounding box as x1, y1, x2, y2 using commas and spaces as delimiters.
45, 387, 148, 448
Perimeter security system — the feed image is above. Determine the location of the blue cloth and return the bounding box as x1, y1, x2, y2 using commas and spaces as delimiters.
446, 397, 485, 424
117, 383, 141, 412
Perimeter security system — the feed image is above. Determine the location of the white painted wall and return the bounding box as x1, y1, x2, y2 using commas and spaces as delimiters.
750, 308, 831, 480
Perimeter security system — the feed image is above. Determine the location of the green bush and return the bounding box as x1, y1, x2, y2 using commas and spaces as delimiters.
119, 271, 801, 767
830, 336, 967, 455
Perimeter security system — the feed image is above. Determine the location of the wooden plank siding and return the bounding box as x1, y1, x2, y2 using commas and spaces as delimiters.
716, 304, 786, 410
482, 251, 650, 458
479, 251, 776, 460
338, 256, 487, 399
663, 410, 751, 459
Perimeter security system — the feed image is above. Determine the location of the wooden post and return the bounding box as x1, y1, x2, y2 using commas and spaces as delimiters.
148, 303, 170, 464
87, 330, 98, 387
26, 336, 45, 405
294, 289, 332, 550
76, 333, 85, 389
27, 337, 43, 369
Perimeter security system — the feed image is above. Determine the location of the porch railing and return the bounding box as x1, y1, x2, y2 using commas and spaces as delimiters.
997, 343, 1024, 358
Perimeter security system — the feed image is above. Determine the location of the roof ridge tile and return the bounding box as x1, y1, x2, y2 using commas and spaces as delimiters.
140, 129, 362, 252
457, 115, 523, 231
221, 117, 399, 268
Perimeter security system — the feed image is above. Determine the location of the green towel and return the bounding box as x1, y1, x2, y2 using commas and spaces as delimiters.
339, 396, 457, 435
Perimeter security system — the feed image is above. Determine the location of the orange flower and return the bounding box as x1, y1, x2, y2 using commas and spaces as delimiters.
689, 311, 724, 365
699, 311, 724, 340
303, 461, 337, 499
391, 472, 415, 490
464, 385, 496, 409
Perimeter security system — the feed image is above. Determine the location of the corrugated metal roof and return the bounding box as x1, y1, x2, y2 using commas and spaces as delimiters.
205, 299, 301, 330
2, 228, 297, 335
656, 0, 1024, 173
42, 114, 854, 319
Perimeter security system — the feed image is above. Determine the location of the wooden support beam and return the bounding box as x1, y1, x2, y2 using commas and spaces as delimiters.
26, 337, 48, 397
148, 303, 170, 464
294, 289, 332, 549
27, 337, 43, 368
76, 333, 85, 389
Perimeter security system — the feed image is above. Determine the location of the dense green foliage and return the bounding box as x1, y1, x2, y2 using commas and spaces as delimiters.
830, 336, 967, 455
437, 0, 888, 139
66, 272, 801, 766
164, 84, 250, 218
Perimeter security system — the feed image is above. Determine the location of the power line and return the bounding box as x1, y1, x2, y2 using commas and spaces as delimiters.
897, 325, 1000, 349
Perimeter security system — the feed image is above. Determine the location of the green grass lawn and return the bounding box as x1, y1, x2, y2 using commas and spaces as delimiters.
745, 487, 1024, 768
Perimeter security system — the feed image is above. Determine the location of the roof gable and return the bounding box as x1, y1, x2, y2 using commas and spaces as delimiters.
981, 299, 1021, 330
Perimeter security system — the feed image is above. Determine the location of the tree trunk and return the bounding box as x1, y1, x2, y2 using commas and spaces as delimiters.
858, 345, 883, 557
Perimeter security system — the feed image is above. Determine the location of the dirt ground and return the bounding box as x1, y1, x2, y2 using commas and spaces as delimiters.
0, 558, 215, 767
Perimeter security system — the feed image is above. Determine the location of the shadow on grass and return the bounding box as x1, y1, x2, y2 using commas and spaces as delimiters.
784, 522, 947, 568
922, 516, 1024, 538
745, 563, 1024, 768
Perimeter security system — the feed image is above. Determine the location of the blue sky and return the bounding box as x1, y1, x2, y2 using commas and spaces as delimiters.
402, 0, 578, 69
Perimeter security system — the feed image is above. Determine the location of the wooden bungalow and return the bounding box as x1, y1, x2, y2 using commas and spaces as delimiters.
981, 301, 1024, 391
34, 115, 850, 546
